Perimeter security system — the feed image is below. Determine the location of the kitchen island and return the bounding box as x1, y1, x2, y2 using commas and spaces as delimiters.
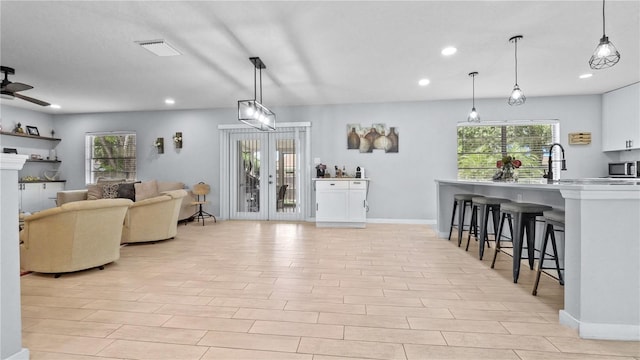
435, 179, 640, 341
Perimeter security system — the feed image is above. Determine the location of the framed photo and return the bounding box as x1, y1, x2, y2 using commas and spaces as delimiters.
26, 126, 39, 136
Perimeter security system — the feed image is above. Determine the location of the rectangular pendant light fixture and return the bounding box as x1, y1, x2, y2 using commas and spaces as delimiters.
238, 57, 276, 131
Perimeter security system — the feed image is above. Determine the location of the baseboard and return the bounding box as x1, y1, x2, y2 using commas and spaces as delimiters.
367, 218, 436, 225
306, 218, 436, 225
560, 310, 640, 340
6, 348, 29, 360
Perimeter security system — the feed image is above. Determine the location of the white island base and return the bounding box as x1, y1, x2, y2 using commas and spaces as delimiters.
436, 179, 640, 341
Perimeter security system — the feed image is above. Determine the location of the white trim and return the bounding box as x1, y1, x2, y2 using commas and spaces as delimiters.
218, 122, 311, 130
457, 119, 559, 127
561, 189, 640, 200
5, 348, 29, 360
0, 154, 28, 170
367, 218, 436, 225
560, 310, 640, 340
306, 217, 436, 225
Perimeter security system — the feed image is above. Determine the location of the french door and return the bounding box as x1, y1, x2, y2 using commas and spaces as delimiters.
220, 123, 310, 221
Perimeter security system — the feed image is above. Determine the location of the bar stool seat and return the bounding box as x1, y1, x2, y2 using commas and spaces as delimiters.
532, 210, 565, 295
491, 202, 552, 283
466, 197, 511, 259
448, 194, 479, 247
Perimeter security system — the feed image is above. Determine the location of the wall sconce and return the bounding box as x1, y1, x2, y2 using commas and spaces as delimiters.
173, 132, 182, 149
154, 137, 164, 154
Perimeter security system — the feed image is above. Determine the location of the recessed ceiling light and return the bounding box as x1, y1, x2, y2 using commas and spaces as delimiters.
418, 78, 430, 86
50, 104, 61, 109
165, 98, 175, 105
441, 47, 457, 56
579, 73, 593, 79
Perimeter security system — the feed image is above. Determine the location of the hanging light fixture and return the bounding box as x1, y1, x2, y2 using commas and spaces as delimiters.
507, 35, 526, 106
467, 72, 480, 123
589, 0, 620, 69
238, 57, 276, 131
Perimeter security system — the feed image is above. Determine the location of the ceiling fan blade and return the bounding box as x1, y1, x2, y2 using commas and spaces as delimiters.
4, 82, 33, 92
14, 93, 50, 107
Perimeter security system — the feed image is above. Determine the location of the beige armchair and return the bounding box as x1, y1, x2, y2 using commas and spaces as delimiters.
121, 189, 187, 244
20, 198, 132, 276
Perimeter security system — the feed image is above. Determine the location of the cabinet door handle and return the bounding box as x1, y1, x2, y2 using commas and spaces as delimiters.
630, 140, 633, 148
43, 183, 46, 189
316, 203, 318, 211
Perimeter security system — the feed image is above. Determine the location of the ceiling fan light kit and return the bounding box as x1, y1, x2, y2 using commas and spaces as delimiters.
238, 57, 276, 131
589, 0, 620, 69
508, 35, 526, 106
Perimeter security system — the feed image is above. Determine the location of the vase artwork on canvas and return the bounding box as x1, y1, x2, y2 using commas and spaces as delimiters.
346, 123, 398, 153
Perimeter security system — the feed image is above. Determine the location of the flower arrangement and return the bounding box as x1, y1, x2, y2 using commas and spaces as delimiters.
496, 155, 521, 170
494, 155, 521, 181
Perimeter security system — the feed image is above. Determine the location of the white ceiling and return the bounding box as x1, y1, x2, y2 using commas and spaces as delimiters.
1, 1, 639, 114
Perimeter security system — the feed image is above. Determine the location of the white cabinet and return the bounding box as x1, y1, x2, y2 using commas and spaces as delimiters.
19, 182, 64, 213
315, 179, 368, 228
602, 82, 640, 151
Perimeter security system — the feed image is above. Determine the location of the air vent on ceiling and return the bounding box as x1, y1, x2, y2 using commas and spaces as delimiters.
136, 40, 181, 57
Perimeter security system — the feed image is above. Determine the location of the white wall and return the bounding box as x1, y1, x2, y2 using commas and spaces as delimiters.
1, 93, 617, 221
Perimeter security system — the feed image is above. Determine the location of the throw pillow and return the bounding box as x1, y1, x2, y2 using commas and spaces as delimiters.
117, 182, 137, 201
134, 180, 159, 201
87, 184, 103, 200
102, 183, 120, 199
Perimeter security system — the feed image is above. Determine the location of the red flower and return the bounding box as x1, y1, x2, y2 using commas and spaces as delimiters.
496, 160, 503, 168
512, 159, 522, 168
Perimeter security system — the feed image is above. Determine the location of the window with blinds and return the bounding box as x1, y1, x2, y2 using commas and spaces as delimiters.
457, 121, 559, 180
85, 132, 136, 184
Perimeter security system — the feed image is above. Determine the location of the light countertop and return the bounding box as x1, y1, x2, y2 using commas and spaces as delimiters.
435, 178, 640, 191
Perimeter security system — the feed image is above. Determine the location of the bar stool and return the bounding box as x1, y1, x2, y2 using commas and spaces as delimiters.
490, 202, 552, 283
447, 194, 478, 246
532, 210, 565, 295
466, 197, 511, 260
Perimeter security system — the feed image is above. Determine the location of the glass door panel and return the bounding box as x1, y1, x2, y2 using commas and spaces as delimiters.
228, 129, 305, 221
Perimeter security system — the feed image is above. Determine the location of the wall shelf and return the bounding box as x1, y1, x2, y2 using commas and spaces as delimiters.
0, 131, 61, 142
25, 159, 61, 163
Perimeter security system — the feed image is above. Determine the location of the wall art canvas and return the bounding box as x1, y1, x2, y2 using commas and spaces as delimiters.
346, 123, 398, 153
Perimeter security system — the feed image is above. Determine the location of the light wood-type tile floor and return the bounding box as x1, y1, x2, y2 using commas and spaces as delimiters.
20, 221, 640, 360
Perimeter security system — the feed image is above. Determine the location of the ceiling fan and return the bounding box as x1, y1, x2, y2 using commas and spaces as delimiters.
1, 66, 50, 106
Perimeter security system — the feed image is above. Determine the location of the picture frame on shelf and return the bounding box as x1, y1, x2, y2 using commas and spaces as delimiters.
26, 126, 40, 136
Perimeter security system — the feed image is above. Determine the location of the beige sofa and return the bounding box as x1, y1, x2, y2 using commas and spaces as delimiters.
121, 189, 187, 244
57, 180, 196, 222
20, 198, 132, 276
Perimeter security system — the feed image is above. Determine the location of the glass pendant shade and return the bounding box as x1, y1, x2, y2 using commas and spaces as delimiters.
238, 99, 276, 131
589, 0, 620, 70
507, 35, 525, 106
590, 37, 620, 69
508, 84, 526, 106
238, 57, 276, 131
467, 107, 480, 122
467, 72, 480, 123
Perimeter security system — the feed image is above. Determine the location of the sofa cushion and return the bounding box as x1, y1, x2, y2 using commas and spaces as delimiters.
102, 183, 120, 199
87, 184, 102, 200
117, 182, 137, 201
135, 180, 159, 202
157, 181, 185, 192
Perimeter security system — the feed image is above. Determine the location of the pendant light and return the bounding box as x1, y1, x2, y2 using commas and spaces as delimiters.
238, 57, 276, 131
589, 0, 620, 69
467, 72, 480, 123
508, 35, 526, 106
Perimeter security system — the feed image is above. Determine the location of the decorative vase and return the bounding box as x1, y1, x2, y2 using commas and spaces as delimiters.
386, 127, 398, 153
364, 128, 380, 145
347, 128, 360, 149
373, 134, 392, 151
359, 137, 372, 153
502, 166, 515, 181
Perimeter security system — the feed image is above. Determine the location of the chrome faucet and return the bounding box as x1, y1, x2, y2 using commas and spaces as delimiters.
543, 143, 567, 183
